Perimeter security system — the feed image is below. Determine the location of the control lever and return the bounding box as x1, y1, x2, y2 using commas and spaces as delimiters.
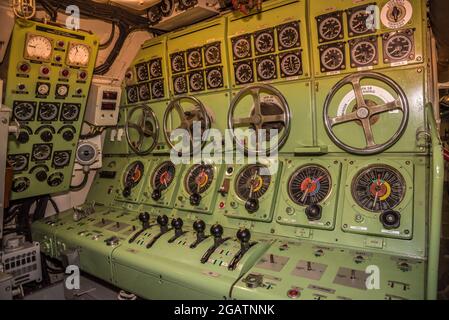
305, 204, 322, 221
152, 188, 162, 201
128, 212, 156, 244
190, 220, 210, 248
122, 186, 132, 198
200, 224, 230, 263
245, 198, 259, 213
146, 215, 172, 248
168, 218, 187, 243
228, 228, 257, 271
189, 193, 202, 206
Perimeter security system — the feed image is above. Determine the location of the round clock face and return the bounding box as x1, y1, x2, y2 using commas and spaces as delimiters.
67, 43, 90, 67
25, 35, 52, 61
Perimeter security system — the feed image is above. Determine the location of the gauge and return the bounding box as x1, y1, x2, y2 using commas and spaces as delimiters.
127, 86, 138, 104
56, 84, 69, 97
348, 8, 374, 36
60, 104, 80, 121
152, 161, 176, 191
36, 83, 50, 96
173, 75, 188, 95
234, 61, 254, 85
125, 69, 134, 85
235, 165, 271, 201
317, 14, 343, 43
13, 101, 36, 121
277, 22, 300, 51
320, 44, 345, 72
24, 34, 52, 61
148, 5, 162, 25
350, 39, 378, 67
151, 80, 164, 99
185, 164, 214, 195
47, 172, 64, 187
280, 51, 302, 78
178, 0, 197, 10
160, 0, 174, 16
32, 144, 52, 161
149, 58, 163, 78
232, 35, 252, 60
188, 71, 205, 92
352, 165, 406, 212
8, 154, 29, 172
53, 151, 71, 167
138, 83, 151, 101
256, 56, 277, 81
187, 48, 202, 69
384, 32, 413, 62
135, 63, 149, 82
67, 43, 90, 67
254, 29, 275, 56
381, 0, 413, 29
288, 165, 332, 206
123, 161, 145, 190
206, 67, 223, 89
204, 42, 221, 66
12, 177, 30, 193
171, 52, 186, 73
38, 103, 59, 121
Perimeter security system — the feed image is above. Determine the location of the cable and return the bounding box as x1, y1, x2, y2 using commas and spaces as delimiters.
99, 22, 116, 49
48, 197, 60, 214
70, 171, 90, 192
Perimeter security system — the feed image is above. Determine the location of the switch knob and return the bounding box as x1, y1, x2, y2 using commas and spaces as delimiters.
139, 212, 150, 229
35, 170, 47, 182
171, 217, 183, 230
210, 224, 223, 239
122, 186, 131, 198
40, 131, 53, 142
193, 219, 206, 234
380, 210, 401, 230
62, 130, 74, 141
305, 204, 322, 221
245, 198, 259, 213
152, 189, 162, 201
17, 131, 29, 144
157, 215, 168, 227
236, 228, 251, 243
189, 193, 202, 206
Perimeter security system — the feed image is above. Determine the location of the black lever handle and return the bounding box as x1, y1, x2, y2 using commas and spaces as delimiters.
228, 228, 257, 271
200, 224, 230, 263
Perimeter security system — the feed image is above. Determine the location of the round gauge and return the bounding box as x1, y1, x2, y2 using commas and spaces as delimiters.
152, 161, 176, 191
37, 83, 50, 95
351, 41, 377, 66
171, 54, 185, 73
33, 144, 52, 161
47, 172, 64, 187
206, 69, 223, 89
13, 102, 35, 121
233, 37, 251, 60
385, 34, 412, 61
254, 31, 274, 55
179, 0, 197, 10
148, 5, 162, 24
123, 161, 145, 189
280, 53, 301, 77
174, 76, 187, 94
61, 104, 80, 121
205, 43, 221, 65
288, 165, 332, 206
189, 72, 204, 91
257, 58, 276, 81
136, 64, 149, 82
185, 164, 214, 195
349, 10, 371, 35
152, 80, 164, 99
53, 151, 70, 167
321, 46, 344, 71
12, 177, 30, 193
39, 103, 58, 121
149, 59, 162, 78
67, 43, 90, 67
127, 86, 138, 103
235, 165, 271, 201
139, 84, 150, 101
278, 24, 300, 49
125, 69, 134, 84
319, 16, 343, 42
25, 35, 52, 61
160, 0, 174, 16
9, 155, 28, 172
57, 85, 68, 97
381, 0, 413, 29
235, 62, 253, 84
76, 143, 97, 166
351, 165, 406, 213
187, 49, 202, 69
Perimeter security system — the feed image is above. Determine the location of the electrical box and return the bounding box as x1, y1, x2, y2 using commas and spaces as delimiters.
85, 84, 122, 126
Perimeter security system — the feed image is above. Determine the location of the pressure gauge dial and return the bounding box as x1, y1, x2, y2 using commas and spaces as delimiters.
32, 144, 52, 161
187, 48, 203, 69
47, 172, 64, 187
384, 32, 414, 62
149, 58, 163, 78
206, 68, 223, 89
8, 154, 29, 172
204, 42, 221, 66
67, 43, 90, 67
348, 8, 375, 36
254, 29, 275, 56
13, 102, 36, 121
288, 165, 332, 206
53, 151, 71, 167
185, 164, 214, 195
173, 75, 188, 95
235, 165, 271, 201
151, 80, 164, 99
232, 35, 252, 60
127, 86, 138, 104
152, 161, 176, 191
123, 161, 145, 189
317, 13, 343, 43
12, 177, 30, 193
277, 22, 300, 51
60, 104, 80, 121
320, 44, 345, 72
25, 34, 52, 61
188, 71, 204, 92
136, 63, 149, 82
256, 56, 277, 81
350, 38, 378, 67
234, 61, 254, 85
138, 83, 150, 101
38, 103, 59, 121
280, 51, 302, 77
171, 52, 186, 74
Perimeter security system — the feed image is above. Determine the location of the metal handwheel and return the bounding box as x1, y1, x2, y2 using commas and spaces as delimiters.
125, 104, 159, 155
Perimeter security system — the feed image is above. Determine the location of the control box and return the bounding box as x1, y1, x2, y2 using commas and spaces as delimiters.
85, 84, 121, 126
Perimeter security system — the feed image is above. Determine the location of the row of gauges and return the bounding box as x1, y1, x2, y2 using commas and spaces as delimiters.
12, 101, 81, 122
147, 0, 197, 25
233, 50, 302, 85
132, 58, 164, 83
172, 67, 224, 95
170, 42, 222, 74
8, 148, 71, 172
126, 79, 165, 104
319, 29, 415, 72
12, 171, 65, 193
231, 21, 301, 62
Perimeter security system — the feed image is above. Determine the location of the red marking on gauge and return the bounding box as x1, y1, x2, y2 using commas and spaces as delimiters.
300, 177, 318, 193
160, 171, 172, 184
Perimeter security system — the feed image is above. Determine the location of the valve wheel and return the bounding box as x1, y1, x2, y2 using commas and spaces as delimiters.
125, 105, 159, 155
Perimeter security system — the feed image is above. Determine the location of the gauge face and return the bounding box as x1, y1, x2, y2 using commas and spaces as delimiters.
385, 34, 413, 61
173, 75, 188, 95
53, 151, 71, 167
254, 29, 275, 55
288, 165, 332, 206
148, 5, 162, 24
171, 52, 186, 73
280, 51, 302, 77
32, 144, 52, 161
25, 34, 52, 61
318, 15, 343, 42
348, 9, 373, 36
160, 0, 174, 16
350, 40, 377, 67
320, 45, 345, 71
149, 58, 163, 78
189, 71, 204, 92
47, 172, 64, 187
56, 84, 68, 97
8, 154, 29, 172
138, 83, 151, 101
235, 165, 271, 201
61, 104, 80, 121
13, 101, 36, 121
256, 56, 277, 81
125, 69, 134, 84
232, 35, 252, 60
123, 161, 144, 189
206, 67, 223, 89
67, 43, 90, 67
277, 22, 300, 51
352, 165, 406, 213
185, 164, 214, 195
151, 79, 164, 99
38, 103, 59, 121
12, 177, 30, 193
36, 83, 50, 96
136, 63, 149, 82
381, 0, 413, 29
152, 161, 176, 191
187, 48, 202, 69
127, 86, 138, 103
234, 61, 254, 85
204, 42, 221, 66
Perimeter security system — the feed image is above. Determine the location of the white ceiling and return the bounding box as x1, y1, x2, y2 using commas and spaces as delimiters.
92, 0, 160, 11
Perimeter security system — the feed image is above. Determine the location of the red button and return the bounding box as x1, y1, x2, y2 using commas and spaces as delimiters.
61, 69, 69, 77
58, 41, 64, 47
19, 63, 30, 73
219, 202, 225, 209
55, 56, 61, 62
287, 289, 300, 299
79, 71, 87, 79
41, 67, 50, 75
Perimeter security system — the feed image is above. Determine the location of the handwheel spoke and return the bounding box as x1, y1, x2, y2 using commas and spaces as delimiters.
370, 99, 402, 115
250, 88, 262, 116
361, 118, 376, 147
351, 77, 367, 109
174, 101, 187, 122
234, 117, 254, 125
329, 112, 359, 126
262, 114, 285, 123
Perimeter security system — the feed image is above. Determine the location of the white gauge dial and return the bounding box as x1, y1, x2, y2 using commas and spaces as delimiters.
67, 43, 90, 67
57, 85, 68, 96
25, 35, 52, 61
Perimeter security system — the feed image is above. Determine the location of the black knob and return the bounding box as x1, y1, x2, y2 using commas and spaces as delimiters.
35, 170, 47, 182
17, 131, 29, 144
210, 224, 223, 238
193, 220, 206, 233
40, 131, 53, 142
157, 215, 169, 227
171, 218, 183, 230
245, 198, 259, 213
139, 212, 150, 228
236, 228, 251, 243
62, 130, 74, 141
152, 189, 162, 201
189, 193, 202, 206
122, 186, 131, 198
380, 210, 401, 230
305, 204, 322, 221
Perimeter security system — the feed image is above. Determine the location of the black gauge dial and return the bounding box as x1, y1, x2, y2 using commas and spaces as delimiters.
254, 29, 275, 55
12, 177, 30, 193
256, 57, 277, 81
385, 34, 413, 61
60, 104, 80, 121
187, 48, 202, 69
136, 63, 149, 82
160, 0, 174, 16
277, 22, 300, 50
53, 151, 71, 167
124, 161, 145, 189
47, 172, 64, 187
148, 5, 162, 24
280, 51, 302, 77
149, 58, 163, 78
189, 71, 204, 92
8, 154, 29, 172
235, 165, 271, 200
127, 86, 138, 104
152, 161, 176, 191
38, 103, 59, 121
350, 39, 377, 67
13, 102, 36, 121
352, 165, 406, 213
185, 164, 214, 195
178, 0, 197, 10
232, 35, 252, 60
204, 42, 221, 65
32, 144, 52, 161
288, 165, 332, 206
348, 9, 373, 36
173, 75, 188, 95
138, 83, 151, 101
206, 67, 223, 89
171, 52, 186, 73
320, 45, 345, 71
151, 79, 164, 99
234, 61, 254, 85
318, 15, 343, 42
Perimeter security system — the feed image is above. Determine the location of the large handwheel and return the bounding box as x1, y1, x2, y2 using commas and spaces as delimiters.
125, 105, 159, 155
163, 96, 211, 155
323, 72, 409, 155
228, 84, 291, 155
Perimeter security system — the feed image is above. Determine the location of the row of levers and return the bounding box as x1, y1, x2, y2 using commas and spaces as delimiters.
23, 0, 439, 300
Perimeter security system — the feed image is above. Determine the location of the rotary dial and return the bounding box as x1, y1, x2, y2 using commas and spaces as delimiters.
67, 43, 90, 67
254, 30, 274, 55
278, 23, 300, 50
280, 52, 302, 77
25, 35, 52, 61
235, 165, 271, 201
385, 34, 412, 61
53, 151, 71, 167
206, 68, 223, 89
349, 10, 372, 35
38, 103, 59, 121
61, 104, 80, 121
37, 83, 50, 96
171, 53, 186, 73
189, 72, 204, 92
8, 154, 28, 172
319, 16, 343, 42
174, 76, 187, 94
56, 85, 68, 97
187, 49, 202, 69
288, 165, 332, 206
127, 86, 138, 103
139, 84, 150, 101
257, 58, 276, 81
152, 161, 176, 191
136, 64, 149, 82
149, 59, 163, 78
235, 62, 253, 84
12, 177, 30, 193
124, 161, 145, 189
204, 43, 221, 65
232, 36, 251, 60
351, 40, 377, 66
32, 144, 52, 161
47, 172, 64, 187
13, 102, 35, 121
151, 80, 164, 99
185, 164, 214, 195
321, 46, 344, 71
